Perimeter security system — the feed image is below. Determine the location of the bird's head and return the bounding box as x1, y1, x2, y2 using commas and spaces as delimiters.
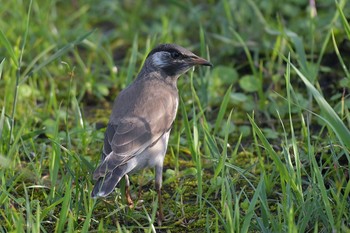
144, 44, 212, 77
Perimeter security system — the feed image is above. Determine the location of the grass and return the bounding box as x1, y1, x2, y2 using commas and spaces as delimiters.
1, 0, 350, 232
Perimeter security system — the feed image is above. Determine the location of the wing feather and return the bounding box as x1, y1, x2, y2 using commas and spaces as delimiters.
93, 79, 178, 180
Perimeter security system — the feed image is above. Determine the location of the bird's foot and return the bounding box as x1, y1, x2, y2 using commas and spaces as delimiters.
126, 194, 134, 209
127, 200, 134, 209
157, 210, 164, 226
133, 199, 144, 210
125, 184, 134, 208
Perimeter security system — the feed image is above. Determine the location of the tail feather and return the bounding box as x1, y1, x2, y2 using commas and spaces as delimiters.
91, 166, 127, 198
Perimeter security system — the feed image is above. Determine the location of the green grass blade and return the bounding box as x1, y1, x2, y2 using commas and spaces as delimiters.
56, 180, 72, 233
336, 179, 350, 226
232, 29, 265, 109
20, 45, 56, 80
81, 201, 94, 233
331, 31, 349, 79
249, 114, 303, 202
336, 1, 350, 39
19, 0, 32, 66
0, 59, 5, 144
35, 201, 41, 233
291, 63, 350, 148
125, 35, 139, 86
231, 29, 257, 77
180, 96, 194, 160
310, 151, 335, 226
214, 85, 232, 134
0, 58, 5, 80
21, 30, 95, 84
224, 178, 234, 233
286, 31, 307, 73
40, 198, 64, 221
204, 129, 221, 159
241, 176, 264, 233
0, 30, 18, 67
285, 54, 303, 197
248, 115, 289, 180
221, 109, 232, 169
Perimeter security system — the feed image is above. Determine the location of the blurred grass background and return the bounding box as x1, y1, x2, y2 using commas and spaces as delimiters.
0, 0, 350, 232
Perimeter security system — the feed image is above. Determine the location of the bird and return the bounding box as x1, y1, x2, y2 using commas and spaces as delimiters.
91, 43, 212, 224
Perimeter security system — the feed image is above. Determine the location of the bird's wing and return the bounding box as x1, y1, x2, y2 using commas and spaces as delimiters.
93, 85, 177, 180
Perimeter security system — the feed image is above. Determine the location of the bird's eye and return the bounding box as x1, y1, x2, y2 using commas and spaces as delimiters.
170, 51, 181, 59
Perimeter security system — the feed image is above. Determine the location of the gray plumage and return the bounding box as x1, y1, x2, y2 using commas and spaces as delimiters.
91, 43, 211, 222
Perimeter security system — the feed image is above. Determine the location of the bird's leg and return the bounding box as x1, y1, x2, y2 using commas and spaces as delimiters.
125, 174, 134, 208
156, 183, 164, 224
155, 165, 164, 225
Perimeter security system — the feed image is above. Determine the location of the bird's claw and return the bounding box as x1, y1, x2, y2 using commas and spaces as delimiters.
157, 210, 164, 226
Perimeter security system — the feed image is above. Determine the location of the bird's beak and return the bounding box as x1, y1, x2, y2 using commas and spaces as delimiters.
190, 55, 213, 67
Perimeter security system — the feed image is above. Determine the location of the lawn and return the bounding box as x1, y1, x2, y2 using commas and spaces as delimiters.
0, 0, 349, 232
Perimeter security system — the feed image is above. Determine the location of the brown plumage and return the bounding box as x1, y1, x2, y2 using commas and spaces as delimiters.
91, 43, 212, 224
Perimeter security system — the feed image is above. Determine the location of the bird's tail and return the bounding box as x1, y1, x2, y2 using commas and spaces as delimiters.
91, 166, 126, 198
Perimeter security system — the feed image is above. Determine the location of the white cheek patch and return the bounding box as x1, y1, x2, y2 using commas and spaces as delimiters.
151, 52, 169, 68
